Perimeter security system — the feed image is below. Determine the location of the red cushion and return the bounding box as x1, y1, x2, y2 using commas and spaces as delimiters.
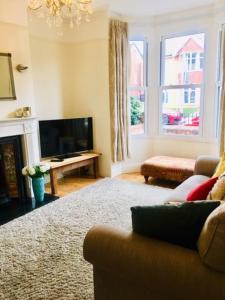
186, 177, 218, 202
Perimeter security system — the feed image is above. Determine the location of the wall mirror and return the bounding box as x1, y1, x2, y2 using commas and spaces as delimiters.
0, 53, 16, 100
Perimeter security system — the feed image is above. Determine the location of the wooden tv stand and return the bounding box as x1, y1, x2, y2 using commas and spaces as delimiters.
42, 152, 101, 196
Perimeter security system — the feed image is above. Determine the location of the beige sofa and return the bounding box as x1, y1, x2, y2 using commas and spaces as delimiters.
83, 156, 225, 300
166, 155, 219, 202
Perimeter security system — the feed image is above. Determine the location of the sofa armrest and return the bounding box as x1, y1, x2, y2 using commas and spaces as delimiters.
194, 155, 219, 177
84, 225, 199, 277
84, 226, 225, 300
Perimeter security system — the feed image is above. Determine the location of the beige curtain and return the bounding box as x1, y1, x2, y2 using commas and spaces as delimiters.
219, 26, 225, 155
109, 19, 130, 163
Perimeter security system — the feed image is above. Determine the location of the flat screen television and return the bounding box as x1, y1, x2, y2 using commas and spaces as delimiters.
39, 117, 93, 158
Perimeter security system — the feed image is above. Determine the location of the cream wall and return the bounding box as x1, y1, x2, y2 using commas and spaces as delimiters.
0, 0, 28, 27
29, 11, 112, 176
29, 37, 70, 119
65, 39, 111, 176
0, 21, 35, 119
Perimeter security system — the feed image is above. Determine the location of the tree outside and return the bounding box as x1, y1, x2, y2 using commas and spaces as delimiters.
130, 96, 144, 126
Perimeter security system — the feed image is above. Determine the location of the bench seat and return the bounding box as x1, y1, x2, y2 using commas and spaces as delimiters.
141, 156, 196, 183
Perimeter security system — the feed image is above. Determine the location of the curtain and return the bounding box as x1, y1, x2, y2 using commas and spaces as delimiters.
109, 19, 130, 163
219, 25, 225, 155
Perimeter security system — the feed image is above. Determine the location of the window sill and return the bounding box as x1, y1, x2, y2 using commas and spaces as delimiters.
151, 134, 218, 144
131, 133, 150, 139
130, 132, 218, 144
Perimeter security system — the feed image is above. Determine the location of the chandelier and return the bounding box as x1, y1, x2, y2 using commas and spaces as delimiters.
28, 0, 93, 28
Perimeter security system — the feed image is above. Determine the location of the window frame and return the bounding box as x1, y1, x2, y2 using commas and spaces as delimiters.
159, 30, 206, 138
215, 25, 225, 137
128, 38, 149, 136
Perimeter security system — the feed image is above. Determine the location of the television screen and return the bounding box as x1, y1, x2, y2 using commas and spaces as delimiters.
39, 118, 93, 158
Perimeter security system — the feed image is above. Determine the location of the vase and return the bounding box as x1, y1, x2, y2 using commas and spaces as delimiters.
32, 177, 45, 202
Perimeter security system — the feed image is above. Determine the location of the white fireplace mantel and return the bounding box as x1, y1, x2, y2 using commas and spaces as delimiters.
0, 117, 41, 197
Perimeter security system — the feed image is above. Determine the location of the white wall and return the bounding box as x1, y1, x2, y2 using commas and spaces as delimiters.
0, 1, 35, 119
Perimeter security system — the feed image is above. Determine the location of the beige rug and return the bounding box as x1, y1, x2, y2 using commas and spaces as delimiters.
0, 178, 171, 300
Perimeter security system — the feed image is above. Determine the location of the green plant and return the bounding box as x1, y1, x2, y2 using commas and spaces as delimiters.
130, 97, 144, 125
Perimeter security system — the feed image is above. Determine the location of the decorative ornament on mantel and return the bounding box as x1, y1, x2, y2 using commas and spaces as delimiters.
27, 0, 94, 29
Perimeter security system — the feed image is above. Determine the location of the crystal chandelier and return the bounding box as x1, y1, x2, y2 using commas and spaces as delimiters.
28, 0, 93, 28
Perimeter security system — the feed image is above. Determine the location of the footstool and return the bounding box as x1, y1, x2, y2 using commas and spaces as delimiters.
141, 156, 196, 183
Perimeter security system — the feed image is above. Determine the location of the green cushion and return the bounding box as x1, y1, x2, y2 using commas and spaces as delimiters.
131, 201, 221, 250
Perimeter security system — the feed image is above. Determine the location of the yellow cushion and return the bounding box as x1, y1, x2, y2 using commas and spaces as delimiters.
213, 153, 225, 178
207, 174, 225, 200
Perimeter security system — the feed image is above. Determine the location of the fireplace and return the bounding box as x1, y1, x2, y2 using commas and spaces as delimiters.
0, 117, 40, 199
0, 118, 59, 225
0, 136, 26, 205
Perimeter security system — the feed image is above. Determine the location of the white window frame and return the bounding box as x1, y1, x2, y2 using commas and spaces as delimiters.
128, 38, 149, 136
159, 31, 206, 137
215, 24, 225, 137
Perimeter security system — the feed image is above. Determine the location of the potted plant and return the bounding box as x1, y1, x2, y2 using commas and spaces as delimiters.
22, 164, 50, 202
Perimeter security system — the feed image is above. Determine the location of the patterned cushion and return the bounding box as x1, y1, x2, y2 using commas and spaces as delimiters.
141, 156, 195, 182
198, 203, 225, 272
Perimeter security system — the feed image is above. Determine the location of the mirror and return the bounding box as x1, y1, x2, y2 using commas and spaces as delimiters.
0, 53, 16, 100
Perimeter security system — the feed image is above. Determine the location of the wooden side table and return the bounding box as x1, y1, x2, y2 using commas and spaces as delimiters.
42, 153, 101, 195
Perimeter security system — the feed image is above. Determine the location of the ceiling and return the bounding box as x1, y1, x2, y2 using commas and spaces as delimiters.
93, 0, 217, 17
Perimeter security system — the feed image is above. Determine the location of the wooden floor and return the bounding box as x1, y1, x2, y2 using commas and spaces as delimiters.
46, 176, 102, 197
46, 173, 178, 197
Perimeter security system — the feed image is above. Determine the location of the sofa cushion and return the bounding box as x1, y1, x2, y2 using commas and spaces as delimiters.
213, 153, 225, 178
186, 177, 218, 202
131, 201, 220, 250
207, 173, 225, 200
198, 203, 225, 272
165, 175, 209, 203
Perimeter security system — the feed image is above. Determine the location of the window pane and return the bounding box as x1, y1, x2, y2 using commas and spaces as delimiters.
129, 89, 145, 135
163, 33, 205, 85
161, 88, 201, 136
129, 41, 144, 86
200, 53, 204, 69
184, 89, 189, 103
129, 39, 147, 135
